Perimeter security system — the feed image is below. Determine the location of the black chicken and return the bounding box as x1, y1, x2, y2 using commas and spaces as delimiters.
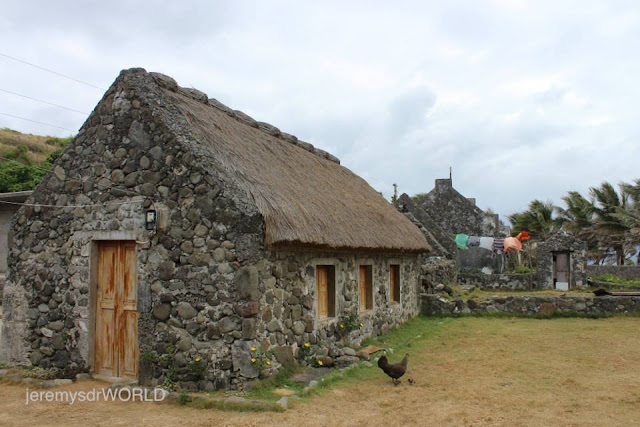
377, 353, 409, 386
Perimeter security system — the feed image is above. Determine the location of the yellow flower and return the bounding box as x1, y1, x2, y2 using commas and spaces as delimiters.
318, 360, 324, 366
358, 322, 363, 327
266, 361, 271, 366
250, 358, 257, 363
195, 357, 201, 362
304, 343, 310, 348
339, 324, 345, 329
250, 347, 257, 352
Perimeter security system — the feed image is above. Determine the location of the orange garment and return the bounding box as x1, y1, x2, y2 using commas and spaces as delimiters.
516, 231, 530, 241
504, 237, 523, 252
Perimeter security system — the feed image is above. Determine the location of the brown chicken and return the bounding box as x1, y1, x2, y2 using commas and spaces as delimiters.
377, 353, 409, 386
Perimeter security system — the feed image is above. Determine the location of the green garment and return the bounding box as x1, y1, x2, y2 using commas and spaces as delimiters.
455, 234, 469, 250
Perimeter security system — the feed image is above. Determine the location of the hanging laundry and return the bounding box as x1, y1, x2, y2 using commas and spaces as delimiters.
504, 237, 523, 253
479, 236, 494, 251
455, 234, 469, 250
493, 238, 505, 252
516, 231, 530, 241
467, 236, 481, 247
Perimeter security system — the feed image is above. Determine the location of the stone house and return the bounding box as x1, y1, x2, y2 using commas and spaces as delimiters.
414, 178, 508, 271
0, 191, 32, 303
0, 68, 431, 390
536, 229, 587, 290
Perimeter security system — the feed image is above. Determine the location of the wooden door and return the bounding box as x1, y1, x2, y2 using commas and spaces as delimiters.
317, 266, 329, 318
359, 266, 367, 311
95, 241, 138, 378
390, 265, 399, 303
553, 252, 570, 291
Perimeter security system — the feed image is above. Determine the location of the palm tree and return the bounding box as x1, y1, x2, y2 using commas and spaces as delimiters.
508, 200, 563, 241
557, 191, 595, 240
590, 182, 630, 265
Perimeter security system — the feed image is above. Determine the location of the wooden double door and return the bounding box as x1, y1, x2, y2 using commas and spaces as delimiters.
95, 241, 138, 378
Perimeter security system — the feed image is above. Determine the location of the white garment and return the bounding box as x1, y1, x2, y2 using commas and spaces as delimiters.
479, 236, 494, 251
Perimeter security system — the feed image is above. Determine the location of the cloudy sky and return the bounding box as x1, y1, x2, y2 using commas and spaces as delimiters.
1, 1, 639, 221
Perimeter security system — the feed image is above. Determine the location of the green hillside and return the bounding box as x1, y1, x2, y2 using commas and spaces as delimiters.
0, 128, 73, 192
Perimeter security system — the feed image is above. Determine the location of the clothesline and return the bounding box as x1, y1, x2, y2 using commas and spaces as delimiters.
454, 231, 530, 253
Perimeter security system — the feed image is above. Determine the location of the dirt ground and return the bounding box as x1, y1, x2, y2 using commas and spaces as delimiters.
1, 317, 639, 427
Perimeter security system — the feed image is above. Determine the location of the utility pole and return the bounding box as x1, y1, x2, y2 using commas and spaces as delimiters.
392, 183, 398, 206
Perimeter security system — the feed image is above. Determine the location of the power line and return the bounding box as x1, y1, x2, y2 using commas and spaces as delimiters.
0, 112, 77, 132
0, 88, 89, 115
0, 197, 145, 209
0, 52, 105, 90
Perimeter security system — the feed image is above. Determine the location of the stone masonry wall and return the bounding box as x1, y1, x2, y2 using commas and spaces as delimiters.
586, 265, 640, 281
537, 232, 587, 289
418, 179, 504, 238
421, 294, 640, 316
458, 272, 535, 290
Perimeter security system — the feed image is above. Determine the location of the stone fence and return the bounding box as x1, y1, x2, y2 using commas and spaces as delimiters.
458, 272, 535, 291
587, 265, 640, 281
421, 294, 640, 316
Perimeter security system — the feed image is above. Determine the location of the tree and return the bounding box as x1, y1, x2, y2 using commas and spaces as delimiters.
508, 200, 563, 241
589, 182, 631, 265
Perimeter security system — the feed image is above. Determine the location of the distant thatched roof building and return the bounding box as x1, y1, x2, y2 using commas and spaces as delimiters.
151, 72, 430, 253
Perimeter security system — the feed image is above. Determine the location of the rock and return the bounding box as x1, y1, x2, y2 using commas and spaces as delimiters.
158, 261, 175, 280
76, 373, 91, 381
308, 380, 318, 388
218, 317, 237, 333
48, 321, 64, 331
53, 379, 73, 386
315, 356, 333, 367
355, 351, 370, 360
266, 319, 281, 332
38, 304, 50, 313
242, 319, 256, 339
343, 347, 357, 356
234, 301, 259, 318
40, 328, 54, 338
188, 253, 210, 267
486, 305, 499, 313
0, 369, 7, 377
292, 321, 306, 336
234, 266, 259, 300
225, 396, 248, 404
231, 342, 259, 379
276, 396, 289, 409
362, 361, 373, 367
272, 346, 294, 365
177, 302, 198, 320
152, 303, 172, 321
212, 247, 226, 263
334, 356, 360, 368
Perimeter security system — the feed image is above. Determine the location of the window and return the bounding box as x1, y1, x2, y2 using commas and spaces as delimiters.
359, 265, 373, 311
316, 265, 336, 318
389, 264, 400, 303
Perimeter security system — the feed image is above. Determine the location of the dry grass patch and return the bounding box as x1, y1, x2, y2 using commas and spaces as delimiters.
0, 317, 639, 426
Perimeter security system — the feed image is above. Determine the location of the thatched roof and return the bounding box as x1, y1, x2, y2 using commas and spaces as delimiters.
146, 71, 430, 253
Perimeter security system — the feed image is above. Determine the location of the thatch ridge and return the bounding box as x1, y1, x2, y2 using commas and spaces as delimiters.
147, 71, 431, 253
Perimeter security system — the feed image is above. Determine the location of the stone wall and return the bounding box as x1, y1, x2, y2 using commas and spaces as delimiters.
421, 294, 640, 316
396, 194, 456, 258
587, 265, 640, 281
419, 256, 456, 293
458, 272, 535, 290
537, 231, 587, 289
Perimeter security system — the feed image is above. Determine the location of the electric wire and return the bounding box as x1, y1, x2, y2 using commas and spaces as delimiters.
0, 88, 90, 115
0, 52, 105, 90
0, 112, 77, 132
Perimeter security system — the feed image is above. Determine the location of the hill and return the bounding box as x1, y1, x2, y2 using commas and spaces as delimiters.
0, 128, 73, 192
